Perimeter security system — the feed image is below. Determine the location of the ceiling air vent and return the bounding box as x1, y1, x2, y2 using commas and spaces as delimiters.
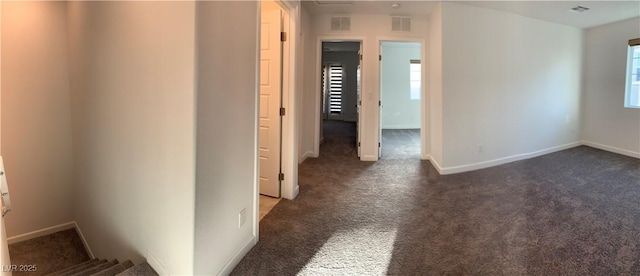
331, 17, 351, 31
570, 6, 590, 12
391, 17, 411, 32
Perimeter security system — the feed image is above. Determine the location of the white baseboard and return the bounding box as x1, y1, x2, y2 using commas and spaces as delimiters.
428, 156, 444, 174
7, 221, 94, 259
73, 221, 95, 259
147, 249, 168, 276
7, 221, 75, 244
361, 155, 377, 161
299, 151, 315, 164
292, 185, 299, 199
439, 142, 582, 175
581, 140, 640, 159
218, 236, 257, 276
421, 154, 431, 161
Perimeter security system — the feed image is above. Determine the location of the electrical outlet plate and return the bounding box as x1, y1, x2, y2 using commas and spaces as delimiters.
238, 208, 247, 228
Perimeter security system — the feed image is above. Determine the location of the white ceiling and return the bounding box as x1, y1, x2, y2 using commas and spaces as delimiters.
301, 1, 640, 29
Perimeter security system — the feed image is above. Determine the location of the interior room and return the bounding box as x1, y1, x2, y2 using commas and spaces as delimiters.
380, 41, 422, 160
1, 1, 639, 275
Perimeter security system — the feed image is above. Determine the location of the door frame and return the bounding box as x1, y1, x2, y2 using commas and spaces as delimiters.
256, 0, 299, 201
276, 0, 299, 201
376, 36, 428, 160
313, 36, 366, 159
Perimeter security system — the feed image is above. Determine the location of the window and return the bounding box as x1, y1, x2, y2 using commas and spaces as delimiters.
625, 38, 640, 108
410, 59, 421, 100
322, 64, 344, 117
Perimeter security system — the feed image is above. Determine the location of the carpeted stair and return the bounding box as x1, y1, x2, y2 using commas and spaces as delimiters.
8, 228, 158, 276
45, 258, 156, 276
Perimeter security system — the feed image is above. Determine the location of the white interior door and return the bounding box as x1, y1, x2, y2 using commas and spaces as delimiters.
356, 44, 362, 158
1, 157, 11, 275
378, 43, 383, 158
259, 9, 282, 198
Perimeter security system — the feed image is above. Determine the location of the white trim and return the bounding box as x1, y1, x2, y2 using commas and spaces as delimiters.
7, 221, 75, 244
428, 155, 444, 174
422, 154, 431, 161
74, 221, 95, 259
438, 142, 582, 175
6, 221, 94, 259
253, 0, 262, 249
217, 236, 257, 276
315, 36, 367, 160
278, 0, 299, 200
582, 140, 640, 159
361, 155, 377, 161
299, 151, 315, 163
381, 125, 420, 130
292, 185, 299, 199
147, 249, 169, 276
376, 36, 428, 163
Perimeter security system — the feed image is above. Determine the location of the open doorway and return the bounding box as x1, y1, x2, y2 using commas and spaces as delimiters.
258, 0, 284, 219
379, 41, 422, 160
320, 41, 362, 158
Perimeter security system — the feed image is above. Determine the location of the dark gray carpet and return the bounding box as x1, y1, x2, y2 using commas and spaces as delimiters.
8, 228, 90, 275
232, 120, 640, 275
381, 128, 421, 160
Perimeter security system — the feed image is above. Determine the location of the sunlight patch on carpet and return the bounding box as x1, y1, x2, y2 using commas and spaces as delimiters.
297, 227, 397, 275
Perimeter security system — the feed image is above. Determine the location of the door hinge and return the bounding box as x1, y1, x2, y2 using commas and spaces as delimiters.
280, 32, 287, 42
378, 142, 381, 147
358, 142, 361, 147
359, 54, 362, 61
379, 101, 381, 106
280, 107, 286, 116
379, 55, 382, 61
278, 173, 285, 181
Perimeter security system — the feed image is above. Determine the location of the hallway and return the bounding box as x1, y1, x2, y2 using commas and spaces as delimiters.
233, 121, 640, 275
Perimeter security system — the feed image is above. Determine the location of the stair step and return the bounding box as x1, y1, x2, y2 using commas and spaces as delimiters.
45, 258, 99, 276
116, 261, 159, 276
91, 260, 134, 276
69, 259, 119, 276
60, 259, 108, 276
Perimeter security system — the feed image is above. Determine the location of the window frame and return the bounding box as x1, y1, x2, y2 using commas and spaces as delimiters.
409, 59, 421, 100
624, 38, 640, 109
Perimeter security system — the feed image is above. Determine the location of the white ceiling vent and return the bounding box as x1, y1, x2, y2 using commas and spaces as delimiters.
391, 17, 411, 32
331, 17, 351, 31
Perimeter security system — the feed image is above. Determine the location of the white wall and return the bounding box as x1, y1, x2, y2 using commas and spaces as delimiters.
428, 3, 444, 166
67, 2, 196, 274
322, 51, 359, 122
309, 13, 428, 160
381, 42, 421, 129
1, 1, 75, 237
299, 6, 316, 162
436, 2, 583, 171
193, 1, 259, 274
582, 17, 640, 157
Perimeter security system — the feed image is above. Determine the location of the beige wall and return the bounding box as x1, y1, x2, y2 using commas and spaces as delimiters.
1, 1, 75, 237
67, 2, 196, 274
299, 6, 316, 162
428, 3, 443, 166
193, 1, 259, 274
439, 3, 583, 171
582, 17, 640, 157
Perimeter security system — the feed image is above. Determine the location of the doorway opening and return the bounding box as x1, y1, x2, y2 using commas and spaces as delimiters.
320, 41, 362, 158
258, 0, 285, 219
379, 41, 423, 160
